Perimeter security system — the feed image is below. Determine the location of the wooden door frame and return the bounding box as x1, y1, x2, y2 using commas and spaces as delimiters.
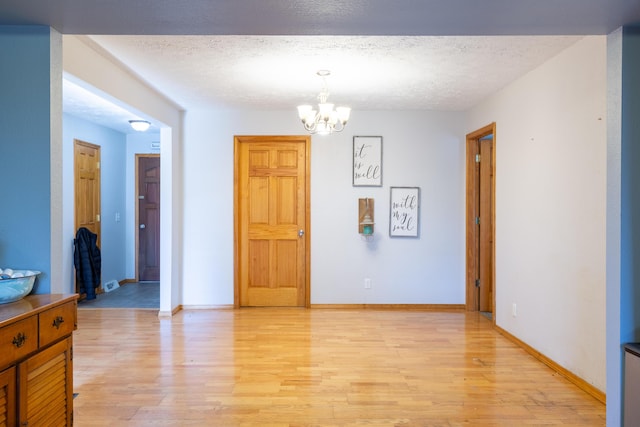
465, 123, 496, 316
233, 135, 311, 308
135, 154, 161, 281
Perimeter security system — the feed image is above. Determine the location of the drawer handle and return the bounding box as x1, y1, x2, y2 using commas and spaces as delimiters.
52, 316, 65, 329
12, 332, 27, 348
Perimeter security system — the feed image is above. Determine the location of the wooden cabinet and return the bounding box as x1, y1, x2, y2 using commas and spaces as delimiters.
0, 294, 77, 427
18, 337, 73, 426
0, 366, 16, 426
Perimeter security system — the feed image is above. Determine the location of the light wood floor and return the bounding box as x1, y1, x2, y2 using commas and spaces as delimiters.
73, 308, 605, 426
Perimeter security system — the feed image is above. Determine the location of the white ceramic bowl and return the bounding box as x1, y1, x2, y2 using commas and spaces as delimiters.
0, 270, 40, 304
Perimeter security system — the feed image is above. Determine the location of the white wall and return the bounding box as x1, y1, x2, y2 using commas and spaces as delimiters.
50, 28, 64, 294
181, 109, 467, 306
606, 27, 622, 427
468, 36, 607, 390
312, 111, 466, 304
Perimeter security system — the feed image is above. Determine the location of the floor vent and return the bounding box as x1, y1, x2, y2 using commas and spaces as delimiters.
103, 280, 120, 293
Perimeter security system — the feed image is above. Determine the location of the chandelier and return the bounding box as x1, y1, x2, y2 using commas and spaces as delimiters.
297, 70, 351, 135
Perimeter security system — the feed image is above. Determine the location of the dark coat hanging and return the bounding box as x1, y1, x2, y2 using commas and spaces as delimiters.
74, 227, 101, 300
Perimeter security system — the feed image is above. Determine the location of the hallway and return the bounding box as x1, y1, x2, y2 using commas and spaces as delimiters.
77, 282, 159, 309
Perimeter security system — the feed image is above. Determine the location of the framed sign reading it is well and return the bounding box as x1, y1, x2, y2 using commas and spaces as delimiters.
353, 136, 382, 186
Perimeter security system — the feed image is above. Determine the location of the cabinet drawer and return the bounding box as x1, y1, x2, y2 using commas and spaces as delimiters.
0, 316, 38, 367
39, 302, 76, 348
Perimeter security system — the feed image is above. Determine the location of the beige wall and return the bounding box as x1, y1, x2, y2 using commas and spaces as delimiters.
468, 36, 607, 390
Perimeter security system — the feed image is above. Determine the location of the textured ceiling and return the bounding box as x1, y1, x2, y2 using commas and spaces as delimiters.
1, 0, 634, 133
85, 35, 583, 113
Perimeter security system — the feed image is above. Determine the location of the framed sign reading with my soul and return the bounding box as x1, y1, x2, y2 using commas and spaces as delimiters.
389, 186, 420, 237
353, 136, 382, 186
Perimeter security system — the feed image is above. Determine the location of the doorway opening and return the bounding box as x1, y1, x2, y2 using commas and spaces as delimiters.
465, 123, 496, 320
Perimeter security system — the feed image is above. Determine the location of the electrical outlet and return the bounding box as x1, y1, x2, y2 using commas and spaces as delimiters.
364, 278, 371, 289
512, 303, 517, 317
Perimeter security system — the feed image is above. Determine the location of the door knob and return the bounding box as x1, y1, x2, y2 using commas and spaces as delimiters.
140, 224, 146, 229
298, 229, 305, 237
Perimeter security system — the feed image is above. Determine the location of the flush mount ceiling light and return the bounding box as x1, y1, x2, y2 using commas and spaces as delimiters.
297, 70, 351, 136
129, 120, 151, 132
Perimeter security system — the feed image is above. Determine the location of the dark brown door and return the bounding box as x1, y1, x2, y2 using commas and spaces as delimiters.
137, 155, 160, 282
466, 124, 496, 314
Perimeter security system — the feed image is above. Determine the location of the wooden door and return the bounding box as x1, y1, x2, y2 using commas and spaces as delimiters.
478, 137, 493, 312
137, 155, 161, 281
234, 135, 310, 307
466, 124, 496, 314
74, 140, 101, 250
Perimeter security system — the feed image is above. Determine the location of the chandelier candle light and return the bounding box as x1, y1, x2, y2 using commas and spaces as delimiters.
297, 70, 351, 135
